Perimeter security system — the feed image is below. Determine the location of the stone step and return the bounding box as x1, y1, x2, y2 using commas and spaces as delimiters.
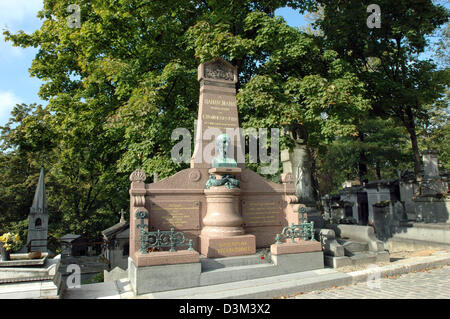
325, 251, 390, 268
129, 250, 324, 295
348, 252, 377, 265
337, 239, 369, 255
63, 268, 353, 299
199, 250, 325, 287
143, 269, 352, 299
200, 263, 282, 286
200, 254, 269, 271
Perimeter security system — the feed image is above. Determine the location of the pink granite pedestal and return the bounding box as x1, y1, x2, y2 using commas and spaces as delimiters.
200, 167, 256, 257
270, 240, 322, 255
133, 250, 200, 267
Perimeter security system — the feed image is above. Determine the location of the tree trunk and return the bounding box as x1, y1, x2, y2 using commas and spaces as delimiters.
405, 106, 422, 176
376, 160, 381, 180
309, 147, 319, 201
358, 131, 368, 183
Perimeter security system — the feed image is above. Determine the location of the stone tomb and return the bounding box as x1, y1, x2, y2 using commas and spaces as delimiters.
128, 58, 322, 295
129, 58, 303, 260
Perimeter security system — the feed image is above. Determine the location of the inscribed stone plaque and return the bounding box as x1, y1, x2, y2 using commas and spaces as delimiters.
241, 200, 283, 227
149, 201, 200, 230
200, 234, 256, 258
201, 95, 239, 130
215, 238, 253, 256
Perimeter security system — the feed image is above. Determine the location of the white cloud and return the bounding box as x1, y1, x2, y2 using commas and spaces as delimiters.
0, 91, 22, 126
0, 0, 44, 30
0, 0, 44, 59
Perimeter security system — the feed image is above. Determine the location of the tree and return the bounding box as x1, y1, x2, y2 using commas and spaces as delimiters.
0, 104, 54, 242
3, 0, 329, 239
3, 0, 447, 242
315, 0, 449, 176
0, 101, 129, 241
316, 117, 413, 194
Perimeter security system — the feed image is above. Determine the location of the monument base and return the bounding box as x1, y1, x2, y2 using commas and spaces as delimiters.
200, 235, 256, 258
270, 240, 324, 273
128, 257, 201, 295
0, 255, 61, 299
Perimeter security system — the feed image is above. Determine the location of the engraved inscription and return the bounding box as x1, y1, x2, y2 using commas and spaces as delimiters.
202, 114, 238, 123
242, 200, 282, 226
201, 94, 239, 130
216, 240, 252, 255
204, 98, 236, 107
149, 201, 200, 230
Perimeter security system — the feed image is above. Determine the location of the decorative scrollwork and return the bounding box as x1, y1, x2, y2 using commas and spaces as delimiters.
205, 174, 240, 189
136, 212, 193, 253
204, 60, 234, 81
136, 211, 148, 219
275, 218, 315, 244
133, 195, 146, 207
286, 195, 298, 204
280, 173, 294, 184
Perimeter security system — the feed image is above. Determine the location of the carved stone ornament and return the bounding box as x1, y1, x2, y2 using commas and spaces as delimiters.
286, 195, 299, 204
130, 169, 146, 182
204, 59, 235, 81
133, 195, 146, 207
189, 169, 201, 182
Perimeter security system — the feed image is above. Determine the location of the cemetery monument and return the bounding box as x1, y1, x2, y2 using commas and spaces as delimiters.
127, 58, 324, 295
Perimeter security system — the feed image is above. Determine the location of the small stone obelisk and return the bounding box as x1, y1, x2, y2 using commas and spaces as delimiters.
26, 166, 49, 252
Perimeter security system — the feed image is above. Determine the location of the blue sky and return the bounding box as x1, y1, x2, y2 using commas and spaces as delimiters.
0, 0, 45, 126
0, 2, 446, 127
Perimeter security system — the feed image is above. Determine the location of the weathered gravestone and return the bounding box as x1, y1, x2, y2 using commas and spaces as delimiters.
414, 150, 449, 223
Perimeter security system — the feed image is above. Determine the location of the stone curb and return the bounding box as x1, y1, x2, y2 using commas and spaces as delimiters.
125, 270, 353, 299
348, 252, 450, 285
63, 252, 450, 299
124, 253, 450, 299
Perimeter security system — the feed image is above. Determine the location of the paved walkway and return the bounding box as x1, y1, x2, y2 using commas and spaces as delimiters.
292, 265, 450, 299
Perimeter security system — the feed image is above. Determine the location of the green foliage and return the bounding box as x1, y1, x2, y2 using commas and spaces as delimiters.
316, 117, 413, 194
315, 0, 449, 175
82, 271, 104, 285
0, 0, 448, 241
1, 0, 320, 240
418, 106, 450, 170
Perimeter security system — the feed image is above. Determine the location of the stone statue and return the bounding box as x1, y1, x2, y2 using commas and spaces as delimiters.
212, 134, 237, 168
297, 164, 313, 203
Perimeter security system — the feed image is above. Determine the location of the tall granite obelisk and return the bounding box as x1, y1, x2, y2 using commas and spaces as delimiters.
191, 58, 244, 169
